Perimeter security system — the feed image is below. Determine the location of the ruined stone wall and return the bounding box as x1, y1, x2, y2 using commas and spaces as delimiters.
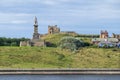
20, 41, 30, 47
48, 25, 60, 34
112, 33, 120, 40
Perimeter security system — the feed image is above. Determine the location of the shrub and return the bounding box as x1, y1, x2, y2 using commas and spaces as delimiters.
59, 36, 84, 51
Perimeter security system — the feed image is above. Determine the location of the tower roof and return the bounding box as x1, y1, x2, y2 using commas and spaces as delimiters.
101, 30, 108, 34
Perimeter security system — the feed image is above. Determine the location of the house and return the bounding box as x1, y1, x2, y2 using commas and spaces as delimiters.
92, 30, 119, 48
98, 41, 116, 48
92, 38, 119, 44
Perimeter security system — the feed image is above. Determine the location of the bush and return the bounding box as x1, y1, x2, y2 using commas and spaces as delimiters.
59, 36, 84, 51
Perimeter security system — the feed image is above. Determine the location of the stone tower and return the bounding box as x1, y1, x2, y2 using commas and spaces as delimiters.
33, 16, 40, 40
100, 30, 108, 38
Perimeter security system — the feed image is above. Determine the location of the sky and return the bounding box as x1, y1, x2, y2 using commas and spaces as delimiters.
0, 0, 120, 38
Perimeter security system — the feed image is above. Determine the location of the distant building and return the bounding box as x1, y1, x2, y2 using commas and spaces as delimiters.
98, 41, 116, 48
92, 30, 119, 48
92, 38, 118, 44
48, 25, 60, 34
20, 17, 46, 47
100, 30, 108, 38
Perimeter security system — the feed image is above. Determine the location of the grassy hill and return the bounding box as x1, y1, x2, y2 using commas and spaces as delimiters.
0, 33, 119, 68
41, 33, 74, 46
41, 33, 92, 47
0, 47, 119, 68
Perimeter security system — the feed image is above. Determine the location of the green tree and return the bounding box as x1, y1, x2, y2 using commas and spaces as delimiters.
0, 37, 29, 46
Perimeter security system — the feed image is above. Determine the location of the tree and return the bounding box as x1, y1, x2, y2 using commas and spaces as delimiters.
0, 37, 30, 46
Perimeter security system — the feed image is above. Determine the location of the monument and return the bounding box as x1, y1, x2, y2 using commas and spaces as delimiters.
20, 17, 45, 47
33, 16, 40, 40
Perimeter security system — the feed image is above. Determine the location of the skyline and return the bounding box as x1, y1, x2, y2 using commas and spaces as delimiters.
0, 0, 120, 38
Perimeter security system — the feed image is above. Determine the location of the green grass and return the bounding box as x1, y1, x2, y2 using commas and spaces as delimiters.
0, 46, 119, 68
42, 33, 92, 47
41, 33, 74, 46
0, 33, 119, 68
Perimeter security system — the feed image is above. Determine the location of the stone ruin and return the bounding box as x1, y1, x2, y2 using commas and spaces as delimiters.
112, 33, 120, 40
48, 25, 60, 34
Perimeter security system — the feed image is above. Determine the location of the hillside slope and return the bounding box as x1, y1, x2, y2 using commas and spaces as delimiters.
0, 47, 119, 68
41, 33, 92, 47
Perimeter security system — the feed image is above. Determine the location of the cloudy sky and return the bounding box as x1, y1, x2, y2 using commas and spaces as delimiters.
0, 0, 120, 38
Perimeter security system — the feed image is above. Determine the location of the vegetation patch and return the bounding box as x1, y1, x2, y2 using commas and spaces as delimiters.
59, 36, 84, 51
0, 47, 119, 68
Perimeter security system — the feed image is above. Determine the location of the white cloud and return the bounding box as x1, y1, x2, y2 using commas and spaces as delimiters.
0, 13, 32, 17
41, 0, 58, 5
0, 0, 70, 7
0, 0, 120, 38
10, 20, 28, 24
0, 13, 33, 24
